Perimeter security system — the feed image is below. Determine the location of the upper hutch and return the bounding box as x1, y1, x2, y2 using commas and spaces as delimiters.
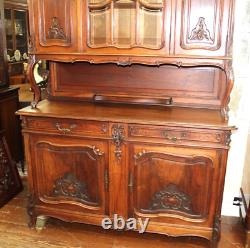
18, 0, 235, 247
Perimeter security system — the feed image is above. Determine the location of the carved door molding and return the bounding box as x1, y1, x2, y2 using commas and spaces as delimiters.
130, 145, 216, 222
180, 0, 223, 51
33, 139, 108, 214
38, 0, 75, 47
172, 0, 234, 57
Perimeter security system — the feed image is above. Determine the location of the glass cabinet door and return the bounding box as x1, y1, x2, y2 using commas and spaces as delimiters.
88, 0, 165, 49
4, 9, 13, 54
14, 10, 28, 55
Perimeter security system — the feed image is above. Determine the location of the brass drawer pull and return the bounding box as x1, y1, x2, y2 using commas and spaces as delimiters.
55, 123, 77, 134
162, 131, 184, 143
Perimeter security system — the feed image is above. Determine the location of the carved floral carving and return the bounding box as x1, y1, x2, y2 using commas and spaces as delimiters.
48, 17, 66, 40
147, 184, 194, 214
111, 124, 125, 161
225, 131, 232, 146
52, 173, 92, 203
212, 214, 221, 242
189, 17, 213, 42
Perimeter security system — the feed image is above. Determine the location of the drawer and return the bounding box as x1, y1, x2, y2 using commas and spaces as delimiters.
26, 117, 109, 137
128, 124, 226, 144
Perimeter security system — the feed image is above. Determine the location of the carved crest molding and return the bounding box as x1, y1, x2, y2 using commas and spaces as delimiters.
48, 17, 66, 40
189, 17, 213, 42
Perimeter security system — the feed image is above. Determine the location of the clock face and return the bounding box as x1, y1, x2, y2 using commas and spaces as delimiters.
14, 50, 21, 61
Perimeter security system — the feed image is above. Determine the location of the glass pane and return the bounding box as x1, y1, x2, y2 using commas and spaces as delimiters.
138, 0, 164, 48
113, 0, 136, 47
87, 0, 164, 49
14, 10, 27, 54
88, 0, 111, 47
4, 9, 13, 52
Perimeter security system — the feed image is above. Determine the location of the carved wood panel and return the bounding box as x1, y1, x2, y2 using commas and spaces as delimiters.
33, 137, 108, 214
174, 0, 233, 56
130, 144, 216, 221
181, 0, 222, 50
37, 0, 76, 47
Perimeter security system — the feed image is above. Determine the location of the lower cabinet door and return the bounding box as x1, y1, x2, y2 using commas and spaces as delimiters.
129, 144, 219, 227
31, 135, 109, 215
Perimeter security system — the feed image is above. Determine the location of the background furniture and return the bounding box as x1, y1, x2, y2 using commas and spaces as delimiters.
0, 86, 23, 164
4, 0, 28, 84
240, 179, 250, 247
0, 0, 23, 165
0, 130, 23, 207
0, 0, 8, 88
18, 0, 236, 247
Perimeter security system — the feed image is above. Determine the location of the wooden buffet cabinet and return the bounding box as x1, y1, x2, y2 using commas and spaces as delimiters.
17, 0, 236, 247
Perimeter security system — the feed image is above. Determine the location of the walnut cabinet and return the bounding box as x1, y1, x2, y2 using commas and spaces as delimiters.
18, 0, 235, 247
19, 102, 233, 245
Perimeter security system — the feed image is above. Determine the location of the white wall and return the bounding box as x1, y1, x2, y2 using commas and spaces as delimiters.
221, 0, 250, 216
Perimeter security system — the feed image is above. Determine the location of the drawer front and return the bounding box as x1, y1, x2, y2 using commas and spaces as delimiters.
128, 125, 226, 145
26, 118, 109, 137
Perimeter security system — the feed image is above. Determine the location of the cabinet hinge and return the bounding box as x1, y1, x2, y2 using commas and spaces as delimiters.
104, 169, 109, 191
128, 172, 134, 193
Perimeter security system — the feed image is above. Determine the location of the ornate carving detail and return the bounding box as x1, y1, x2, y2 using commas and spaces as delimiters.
223, 61, 235, 121
48, 17, 66, 40
134, 150, 147, 160
0, 145, 11, 193
212, 214, 221, 242
225, 131, 232, 146
28, 35, 35, 53
92, 146, 104, 156
147, 184, 194, 214
101, 124, 108, 134
21, 117, 28, 128
52, 172, 92, 203
111, 124, 125, 161
189, 17, 213, 42
216, 133, 222, 142
128, 126, 137, 136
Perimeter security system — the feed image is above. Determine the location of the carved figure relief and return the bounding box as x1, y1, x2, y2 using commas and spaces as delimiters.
111, 124, 125, 161
147, 184, 194, 214
189, 17, 213, 42
48, 17, 66, 40
52, 172, 92, 203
